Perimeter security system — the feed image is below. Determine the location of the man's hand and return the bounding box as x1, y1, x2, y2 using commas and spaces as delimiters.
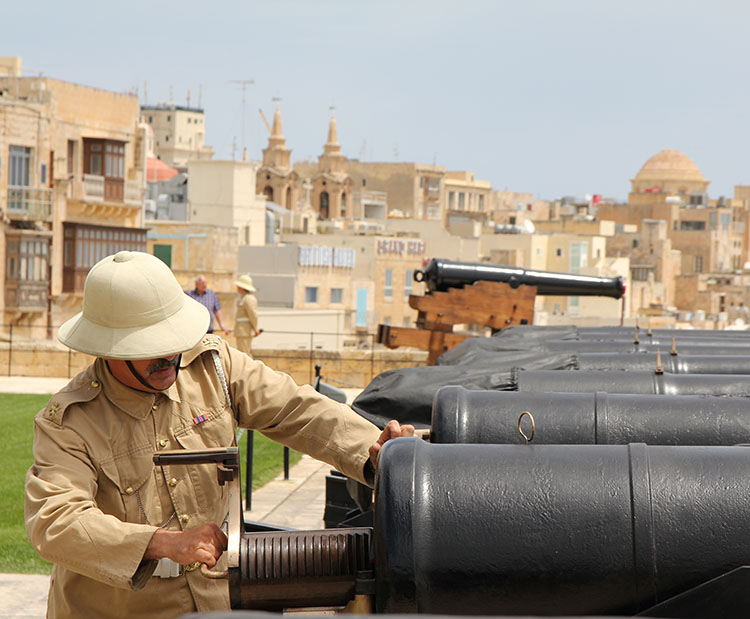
145, 523, 227, 568
369, 419, 415, 466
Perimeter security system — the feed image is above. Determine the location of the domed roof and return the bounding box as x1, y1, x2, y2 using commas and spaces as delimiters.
634, 149, 706, 183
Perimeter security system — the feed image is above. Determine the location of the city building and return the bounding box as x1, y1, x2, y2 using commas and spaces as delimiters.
443, 171, 492, 234
140, 103, 213, 169
238, 231, 427, 345
0, 56, 147, 331
186, 160, 267, 246
597, 149, 743, 277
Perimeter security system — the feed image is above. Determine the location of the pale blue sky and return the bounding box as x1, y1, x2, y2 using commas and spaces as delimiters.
6, 0, 750, 201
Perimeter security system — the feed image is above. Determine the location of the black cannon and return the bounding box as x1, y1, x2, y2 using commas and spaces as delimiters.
375, 438, 750, 616
414, 258, 625, 298
513, 368, 750, 395
540, 339, 750, 354
431, 385, 750, 445
576, 351, 750, 373
578, 326, 750, 340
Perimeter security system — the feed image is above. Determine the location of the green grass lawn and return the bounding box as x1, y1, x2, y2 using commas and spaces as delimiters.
0, 393, 300, 574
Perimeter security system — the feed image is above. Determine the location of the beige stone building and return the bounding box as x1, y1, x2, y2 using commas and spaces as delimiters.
140, 104, 213, 170
443, 171, 492, 234
597, 149, 742, 277
674, 272, 750, 327
187, 160, 267, 246
238, 231, 426, 336
292, 111, 353, 221
606, 219, 682, 316
343, 161, 445, 220
0, 57, 147, 333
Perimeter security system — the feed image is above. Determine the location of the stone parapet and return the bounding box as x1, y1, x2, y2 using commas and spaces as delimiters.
0, 339, 427, 389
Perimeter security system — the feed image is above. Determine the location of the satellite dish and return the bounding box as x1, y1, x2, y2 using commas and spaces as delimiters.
523, 219, 536, 234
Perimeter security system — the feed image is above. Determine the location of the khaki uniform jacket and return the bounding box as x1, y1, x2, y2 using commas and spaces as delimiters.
25, 336, 381, 618
234, 292, 258, 339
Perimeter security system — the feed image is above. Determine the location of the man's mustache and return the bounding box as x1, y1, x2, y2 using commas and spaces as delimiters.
147, 356, 180, 375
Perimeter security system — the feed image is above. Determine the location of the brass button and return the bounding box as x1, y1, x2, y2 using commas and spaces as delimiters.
180, 514, 190, 524
159, 439, 168, 448
169, 478, 178, 488
91, 380, 100, 388
125, 486, 134, 495
152, 404, 159, 411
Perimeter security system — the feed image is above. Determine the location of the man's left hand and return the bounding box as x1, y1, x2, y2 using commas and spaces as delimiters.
369, 419, 415, 466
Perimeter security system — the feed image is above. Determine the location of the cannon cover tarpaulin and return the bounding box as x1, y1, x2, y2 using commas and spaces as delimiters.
351, 351, 575, 429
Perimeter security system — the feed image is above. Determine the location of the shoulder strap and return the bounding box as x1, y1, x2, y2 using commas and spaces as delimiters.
211, 349, 244, 443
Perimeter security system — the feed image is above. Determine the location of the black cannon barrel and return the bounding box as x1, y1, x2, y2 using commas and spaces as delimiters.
541, 339, 750, 354
514, 368, 750, 395
578, 326, 750, 340
576, 351, 750, 373
431, 385, 750, 445
414, 258, 625, 298
375, 438, 750, 615
564, 335, 750, 347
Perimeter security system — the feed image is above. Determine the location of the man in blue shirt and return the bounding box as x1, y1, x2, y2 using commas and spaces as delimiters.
186, 275, 231, 335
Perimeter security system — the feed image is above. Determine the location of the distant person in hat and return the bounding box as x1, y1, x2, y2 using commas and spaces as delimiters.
186, 274, 230, 335
234, 274, 259, 356
24, 251, 413, 619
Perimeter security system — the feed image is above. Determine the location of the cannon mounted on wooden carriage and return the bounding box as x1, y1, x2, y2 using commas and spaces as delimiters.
378, 259, 626, 364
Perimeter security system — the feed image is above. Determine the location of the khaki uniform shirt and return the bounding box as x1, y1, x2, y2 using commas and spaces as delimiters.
25, 336, 381, 618
234, 292, 258, 339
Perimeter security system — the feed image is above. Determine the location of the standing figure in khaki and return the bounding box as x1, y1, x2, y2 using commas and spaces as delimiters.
234, 274, 259, 356
24, 251, 413, 619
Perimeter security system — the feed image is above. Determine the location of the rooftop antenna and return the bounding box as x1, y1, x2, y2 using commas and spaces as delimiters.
198, 84, 203, 109
229, 79, 254, 161
143, 80, 148, 106
186, 88, 191, 108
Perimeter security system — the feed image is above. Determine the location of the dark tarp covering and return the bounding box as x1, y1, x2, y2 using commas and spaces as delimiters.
437, 326, 580, 365
351, 351, 575, 429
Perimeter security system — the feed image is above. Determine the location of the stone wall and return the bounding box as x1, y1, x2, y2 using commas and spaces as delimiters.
0, 336, 427, 389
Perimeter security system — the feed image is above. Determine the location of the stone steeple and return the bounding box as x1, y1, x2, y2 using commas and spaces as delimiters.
318, 108, 346, 175
262, 101, 291, 169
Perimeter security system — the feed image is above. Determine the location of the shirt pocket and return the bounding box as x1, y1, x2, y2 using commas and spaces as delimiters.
100, 444, 160, 525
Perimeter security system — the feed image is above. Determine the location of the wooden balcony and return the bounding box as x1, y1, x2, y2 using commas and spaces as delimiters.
5, 280, 48, 312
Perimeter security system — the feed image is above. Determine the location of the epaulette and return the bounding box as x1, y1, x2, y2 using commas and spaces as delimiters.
41, 372, 102, 426
181, 333, 223, 367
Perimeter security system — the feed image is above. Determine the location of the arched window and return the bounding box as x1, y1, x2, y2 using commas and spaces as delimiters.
264, 186, 274, 202
320, 192, 330, 219
286, 186, 292, 209
341, 193, 347, 217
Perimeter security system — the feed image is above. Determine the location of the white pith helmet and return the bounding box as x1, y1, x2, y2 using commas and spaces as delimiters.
58, 251, 210, 360
235, 274, 257, 292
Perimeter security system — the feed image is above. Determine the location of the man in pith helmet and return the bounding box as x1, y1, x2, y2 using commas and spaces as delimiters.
25, 251, 412, 618
234, 274, 259, 356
